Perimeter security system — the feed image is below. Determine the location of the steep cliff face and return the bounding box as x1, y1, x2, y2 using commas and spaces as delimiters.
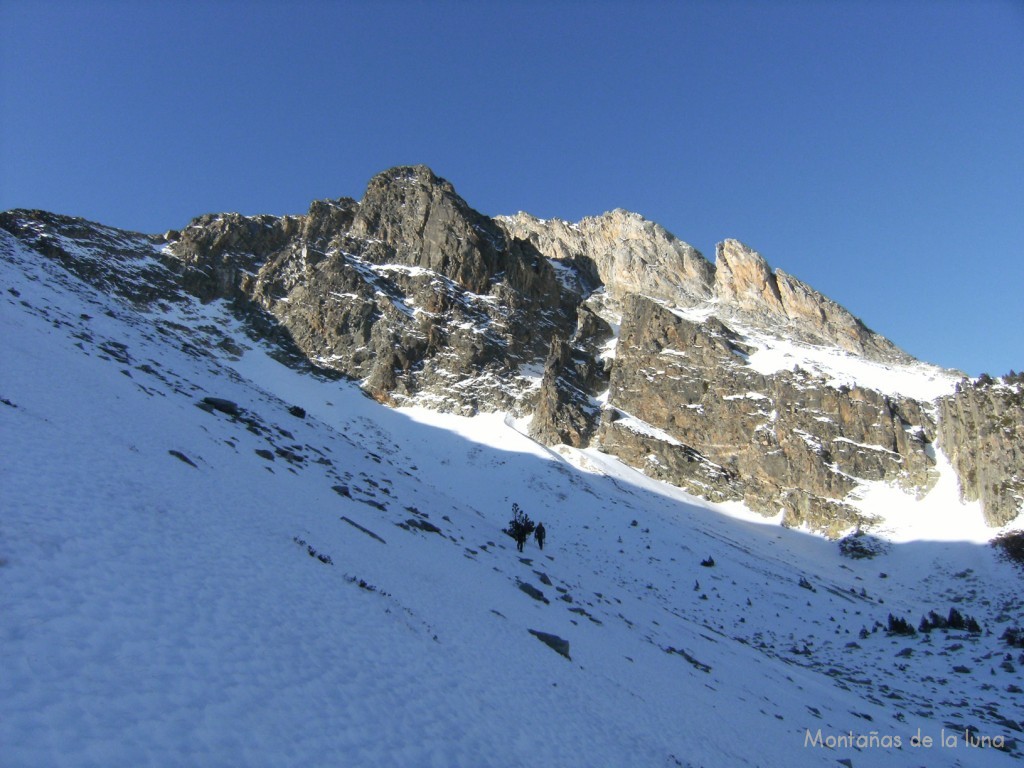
600, 295, 939, 536
713, 239, 909, 362
2, 164, 1019, 536
498, 209, 714, 307
939, 375, 1024, 526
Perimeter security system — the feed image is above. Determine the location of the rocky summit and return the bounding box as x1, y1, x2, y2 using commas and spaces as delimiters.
1, 164, 1020, 534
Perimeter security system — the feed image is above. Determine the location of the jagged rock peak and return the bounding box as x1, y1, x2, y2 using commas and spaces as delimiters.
350, 165, 507, 294
361, 164, 451, 193
713, 238, 912, 363
497, 208, 714, 306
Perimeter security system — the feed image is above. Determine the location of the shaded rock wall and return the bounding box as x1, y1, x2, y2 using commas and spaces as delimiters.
939, 377, 1024, 526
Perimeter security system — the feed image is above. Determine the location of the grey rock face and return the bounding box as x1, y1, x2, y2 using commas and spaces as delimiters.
160, 166, 578, 413
528, 335, 600, 448
351, 165, 506, 294
939, 376, 1024, 526
3, 164, 1017, 536
601, 295, 939, 536
166, 211, 297, 301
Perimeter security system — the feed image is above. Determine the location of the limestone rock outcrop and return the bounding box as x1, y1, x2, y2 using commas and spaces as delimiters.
350, 165, 506, 294
498, 209, 714, 307
713, 239, 909, 362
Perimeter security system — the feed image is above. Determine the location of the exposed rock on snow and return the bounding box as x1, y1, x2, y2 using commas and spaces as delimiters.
528, 629, 571, 659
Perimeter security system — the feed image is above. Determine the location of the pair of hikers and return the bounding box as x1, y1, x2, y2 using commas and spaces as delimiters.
515, 521, 545, 552
508, 503, 546, 552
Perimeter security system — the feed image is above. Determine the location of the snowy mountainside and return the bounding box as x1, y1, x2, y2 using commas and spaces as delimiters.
3, 164, 1021, 536
2, 214, 1024, 765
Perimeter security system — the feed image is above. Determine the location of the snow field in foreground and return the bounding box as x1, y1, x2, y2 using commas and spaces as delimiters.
1, 243, 1021, 767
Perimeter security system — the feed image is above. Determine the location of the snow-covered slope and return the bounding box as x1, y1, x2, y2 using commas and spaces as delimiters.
660, 301, 961, 403
2, 237, 1022, 766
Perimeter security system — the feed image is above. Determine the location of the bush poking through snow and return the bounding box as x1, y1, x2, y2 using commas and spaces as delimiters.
992, 531, 1024, 568
838, 530, 887, 559
886, 614, 917, 636
919, 607, 982, 634
1002, 627, 1024, 648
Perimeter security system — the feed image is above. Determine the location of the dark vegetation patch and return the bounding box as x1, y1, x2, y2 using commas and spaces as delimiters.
838, 530, 888, 559
919, 607, 982, 634
886, 614, 916, 637
993, 531, 1024, 568
1002, 627, 1024, 648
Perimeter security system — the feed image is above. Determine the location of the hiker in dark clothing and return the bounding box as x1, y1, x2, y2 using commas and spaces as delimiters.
507, 503, 535, 553
515, 528, 527, 552
534, 522, 546, 550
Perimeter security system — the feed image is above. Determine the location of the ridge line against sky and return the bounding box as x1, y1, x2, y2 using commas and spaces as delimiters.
1, 0, 1022, 376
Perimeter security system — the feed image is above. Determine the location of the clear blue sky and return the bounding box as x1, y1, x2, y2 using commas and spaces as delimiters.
2, 0, 1022, 376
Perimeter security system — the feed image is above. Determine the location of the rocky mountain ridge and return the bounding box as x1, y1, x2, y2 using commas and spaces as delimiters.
2, 164, 1020, 533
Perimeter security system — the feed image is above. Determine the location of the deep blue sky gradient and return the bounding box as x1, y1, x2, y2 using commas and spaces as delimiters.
2, 0, 1022, 375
